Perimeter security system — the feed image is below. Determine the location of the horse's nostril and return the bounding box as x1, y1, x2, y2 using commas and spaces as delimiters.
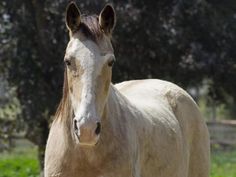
73, 119, 78, 131
95, 122, 101, 135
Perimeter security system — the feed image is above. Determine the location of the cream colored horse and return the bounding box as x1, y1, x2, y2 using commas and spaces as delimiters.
44, 2, 210, 177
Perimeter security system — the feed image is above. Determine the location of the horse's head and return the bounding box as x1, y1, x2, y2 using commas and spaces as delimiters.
64, 2, 116, 146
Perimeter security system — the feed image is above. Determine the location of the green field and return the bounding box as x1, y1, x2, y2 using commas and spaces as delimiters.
0, 147, 235, 177
211, 149, 236, 177
0, 147, 39, 177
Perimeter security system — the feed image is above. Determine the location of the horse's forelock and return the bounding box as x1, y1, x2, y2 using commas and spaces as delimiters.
78, 15, 104, 43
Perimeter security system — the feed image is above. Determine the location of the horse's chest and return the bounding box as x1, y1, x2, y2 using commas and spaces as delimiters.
76, 157, 131, 177
65, 150, 131, 177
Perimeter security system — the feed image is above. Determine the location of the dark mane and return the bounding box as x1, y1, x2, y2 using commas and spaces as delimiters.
55, 68, 71, 121
79, 15, 104, 42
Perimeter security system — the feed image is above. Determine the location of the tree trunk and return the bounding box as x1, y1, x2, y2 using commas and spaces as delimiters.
23, 1, 50, 174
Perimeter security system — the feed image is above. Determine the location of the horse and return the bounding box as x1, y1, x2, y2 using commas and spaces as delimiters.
44, 2, 210, 177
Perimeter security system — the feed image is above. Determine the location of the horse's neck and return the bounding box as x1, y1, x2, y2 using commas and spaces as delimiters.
106, 84, 130, 120
107, 83, 141, 119
107, 84, 124, 107
105, 84, 148, 137
104, 84, 135, 135
95, 84, 131, 152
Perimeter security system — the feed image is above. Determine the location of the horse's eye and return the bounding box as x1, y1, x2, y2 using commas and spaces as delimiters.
64, 59, 71, 66
108, 58, 115, 67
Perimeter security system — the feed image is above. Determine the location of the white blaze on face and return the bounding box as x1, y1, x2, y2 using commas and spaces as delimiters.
66, 37, 112, 123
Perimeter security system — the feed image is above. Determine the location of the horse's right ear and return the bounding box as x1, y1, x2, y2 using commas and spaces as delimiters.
66, 2, 81, 32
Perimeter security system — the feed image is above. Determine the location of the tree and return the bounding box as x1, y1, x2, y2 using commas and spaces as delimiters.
0, 0, 68, 171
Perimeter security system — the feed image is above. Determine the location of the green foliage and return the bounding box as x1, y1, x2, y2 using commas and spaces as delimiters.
0, 80, 21, 121
199, 93, 235, 120
0, 82, 22, 151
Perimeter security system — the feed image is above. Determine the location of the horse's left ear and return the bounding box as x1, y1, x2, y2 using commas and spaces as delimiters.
99, 4, 116, 34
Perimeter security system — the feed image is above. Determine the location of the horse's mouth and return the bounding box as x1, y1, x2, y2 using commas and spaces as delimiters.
73, 131, 99, 147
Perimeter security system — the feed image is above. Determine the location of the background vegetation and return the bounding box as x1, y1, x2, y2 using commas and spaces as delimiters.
0, 0, 235, 175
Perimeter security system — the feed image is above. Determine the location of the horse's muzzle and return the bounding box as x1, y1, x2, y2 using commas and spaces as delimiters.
73, 117, 101, 146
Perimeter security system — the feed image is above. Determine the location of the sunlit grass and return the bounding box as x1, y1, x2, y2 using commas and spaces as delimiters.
0, 147, 39, 177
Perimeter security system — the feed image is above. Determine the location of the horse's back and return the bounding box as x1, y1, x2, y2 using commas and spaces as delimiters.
115, 79, 192, 107
115, 79, 210, 177
115, 79, 207, 135
115, 79, 204, 126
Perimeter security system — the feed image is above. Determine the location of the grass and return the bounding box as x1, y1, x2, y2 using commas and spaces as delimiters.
211, 149, 236, 177
0, 147, 39, 177
0, 146, 235, 177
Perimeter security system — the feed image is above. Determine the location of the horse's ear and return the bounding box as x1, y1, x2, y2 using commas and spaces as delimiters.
66, 2, 81, 32
99, 4, 116, 35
